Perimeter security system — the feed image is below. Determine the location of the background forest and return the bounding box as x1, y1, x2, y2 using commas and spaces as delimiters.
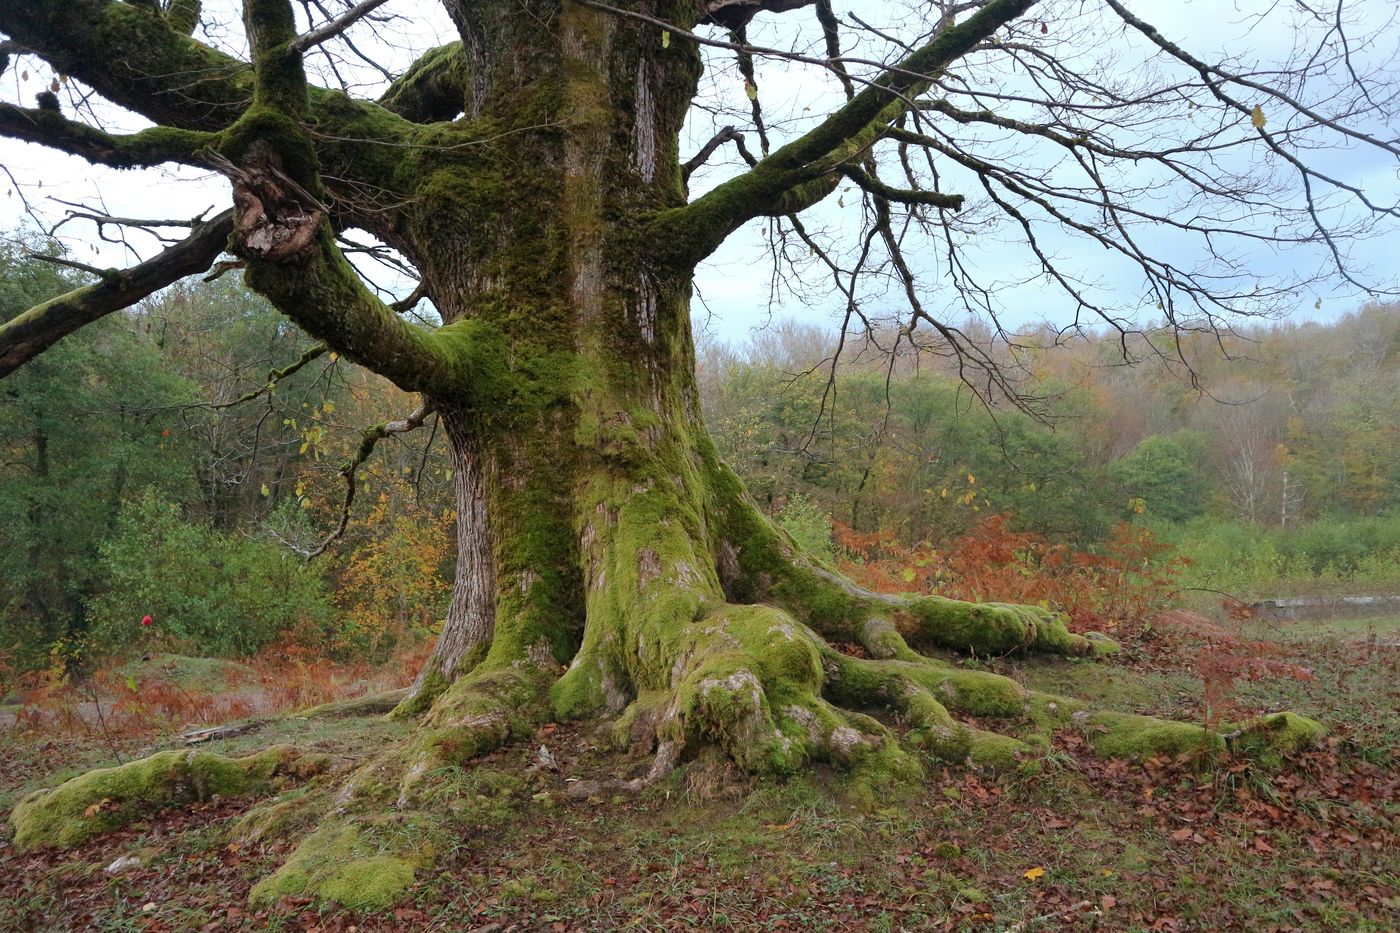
4, 237, 1399, 677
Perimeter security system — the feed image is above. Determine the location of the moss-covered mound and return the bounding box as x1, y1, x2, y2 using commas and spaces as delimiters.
1228, 712, 1328, 766
248, 815, 442, 909
9, 745, 328, 850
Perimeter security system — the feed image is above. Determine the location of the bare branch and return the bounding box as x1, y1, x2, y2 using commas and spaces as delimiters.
288, 402, 434, 559
0, 210, 234, 378
838, 164, 964, 210
291, 0, 392, 53
647, 0, 1038, 267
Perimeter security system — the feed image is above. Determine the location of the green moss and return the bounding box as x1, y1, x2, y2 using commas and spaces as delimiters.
843, 739, 924, 809
550, 658, 608, 720
964, 730, 1028, 769
1022, 691, 1081, 734
163, 0, 200, 35
1085, 632, 1121, 657
1227, 712, 1325, 766
219, 105, 321, 190
859, 618, 926, 663
249, 817, 434, 909
10, 746, 325, 850
926, 668, 1028, 718
317, 856, 416, 908
904, 597, 1098, 657
1082, 712, 1225, 761
231, 786, 328, 843
391, 668, 449, 719
378, 41, 469, 121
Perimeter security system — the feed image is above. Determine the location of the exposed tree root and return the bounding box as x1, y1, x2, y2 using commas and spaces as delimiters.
5, 607, 1324, 912
8, 746, 328, 850
558, 599, 1322, 804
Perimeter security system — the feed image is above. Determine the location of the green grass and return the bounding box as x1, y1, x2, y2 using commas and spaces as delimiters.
1242, 613, 1400, 642
111, 654, 258, 694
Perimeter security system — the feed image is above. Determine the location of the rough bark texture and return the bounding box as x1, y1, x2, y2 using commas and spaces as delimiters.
1, 0, 1325, 909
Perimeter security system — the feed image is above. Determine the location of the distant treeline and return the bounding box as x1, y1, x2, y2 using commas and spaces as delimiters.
698, 306, 1400, 543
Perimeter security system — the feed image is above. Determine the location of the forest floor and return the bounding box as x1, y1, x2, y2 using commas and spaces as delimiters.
0, 613, 1395, 932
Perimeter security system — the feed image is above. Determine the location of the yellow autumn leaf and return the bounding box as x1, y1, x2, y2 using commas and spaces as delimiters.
322, 399, 335, 413
661, 29, 670, 49
744, 80, 757, 101
967, 473, 976, 485
1023, 866, 1046, 881
1250, 104, 1266, 128
260, 484, 270, 497
328, 351, 339, 362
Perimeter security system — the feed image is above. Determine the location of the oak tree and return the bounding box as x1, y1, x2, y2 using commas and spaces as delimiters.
2, 0, 1393, 903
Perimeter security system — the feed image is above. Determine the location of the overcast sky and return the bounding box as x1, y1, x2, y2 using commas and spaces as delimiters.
2, 0, 1396, 345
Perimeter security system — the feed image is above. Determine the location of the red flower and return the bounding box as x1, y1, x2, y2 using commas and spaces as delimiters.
141, 615, 153, 627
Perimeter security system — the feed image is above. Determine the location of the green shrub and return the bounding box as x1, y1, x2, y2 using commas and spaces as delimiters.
777, 495, 837, 564
87, 490, 335, 658
1169, 514, 1400, 596
1109, 433, 1208, 523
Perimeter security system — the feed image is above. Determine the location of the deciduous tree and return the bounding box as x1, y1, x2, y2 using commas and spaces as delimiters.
2, 0, 1391, 904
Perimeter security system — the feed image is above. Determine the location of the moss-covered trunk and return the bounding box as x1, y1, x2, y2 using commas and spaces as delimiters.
385, 1, 1165, 767
393, 0, 710, 707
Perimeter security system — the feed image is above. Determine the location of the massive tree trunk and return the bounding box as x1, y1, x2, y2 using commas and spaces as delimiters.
0, 0, 1327, 909
370, 0, 1103, 766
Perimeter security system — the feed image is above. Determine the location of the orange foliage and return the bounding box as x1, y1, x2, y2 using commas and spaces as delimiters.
334, 476, 453, 658
835, 514, 1184, 635
1155, 610, 1314, 728
5, 640, 426, 749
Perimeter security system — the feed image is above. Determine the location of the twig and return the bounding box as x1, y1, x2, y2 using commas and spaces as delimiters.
291, 0, 393, 52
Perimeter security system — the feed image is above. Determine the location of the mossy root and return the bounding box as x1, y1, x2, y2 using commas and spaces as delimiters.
10, 745, 329, 851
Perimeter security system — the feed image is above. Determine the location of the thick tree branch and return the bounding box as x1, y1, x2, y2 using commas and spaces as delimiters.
0, 0, 425, 234
206, 1, 463, 396
0, 210, 234, 378
0, 103, 213, 169
0, 0, 249, 131
647, 0, 1037, 268
377, 42, 470, 123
